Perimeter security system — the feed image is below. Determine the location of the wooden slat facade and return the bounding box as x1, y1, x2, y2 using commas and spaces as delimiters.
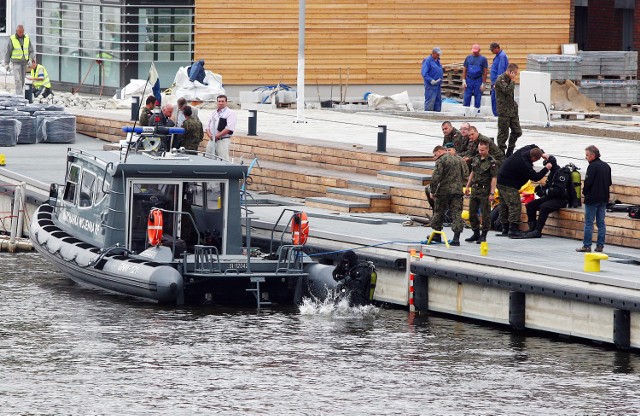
194, 0, 571, 85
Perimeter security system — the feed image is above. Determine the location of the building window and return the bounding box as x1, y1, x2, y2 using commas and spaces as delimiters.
36, 0, 193, 92
0, 0, 10, 35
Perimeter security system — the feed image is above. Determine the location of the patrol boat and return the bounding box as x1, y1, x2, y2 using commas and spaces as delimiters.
29, 127, 376, 307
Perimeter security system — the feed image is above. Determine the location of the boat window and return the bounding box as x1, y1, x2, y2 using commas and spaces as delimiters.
187, 181, 224, 210
79, 171, 97, 208
95, 177, 111, 205
62, 164, 81, 204
186, 182, 203, 207
206, 182, 224, 211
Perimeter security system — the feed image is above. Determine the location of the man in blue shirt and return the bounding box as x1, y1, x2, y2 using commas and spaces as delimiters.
421, 47, 443, 112
462, 44, 488, 112
489, 42, 509, 117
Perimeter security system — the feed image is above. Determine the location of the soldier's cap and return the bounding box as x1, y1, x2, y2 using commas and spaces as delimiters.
444, 142, 455, 149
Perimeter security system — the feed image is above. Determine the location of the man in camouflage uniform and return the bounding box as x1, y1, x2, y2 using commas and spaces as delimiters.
429, 145, 466, 245
456, 122, 471, 155
181, 106, 204, 151
139, 95, 156, 126
464, 141, 498, 243
441, 121, 461, 146
445, 142, 469, 180
462, 126, 504, 168
495, 63, 522, 157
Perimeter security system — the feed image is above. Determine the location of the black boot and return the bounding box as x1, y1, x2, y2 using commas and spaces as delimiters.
505, 146, 515, 157
527, 220, 537, 232
496, 224, 509, 237
450, 232, 461, 246
508, 222, 523, 238
476, 230, 488, 244
430, 233, 442, 243
465, 229, 480, 242
520, 229, 542, 238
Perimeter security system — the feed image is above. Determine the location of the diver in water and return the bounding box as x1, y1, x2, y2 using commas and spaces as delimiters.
332, 250, 376, 306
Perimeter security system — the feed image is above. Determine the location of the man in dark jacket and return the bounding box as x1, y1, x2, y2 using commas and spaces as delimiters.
496, 144, 551, 237
517, 155, 570, 238
576, 145, 612, 253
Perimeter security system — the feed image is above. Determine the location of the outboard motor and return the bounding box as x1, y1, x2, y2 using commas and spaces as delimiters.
332, 250, 377, 306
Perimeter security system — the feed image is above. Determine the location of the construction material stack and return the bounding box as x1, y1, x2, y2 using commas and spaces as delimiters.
526, 55, 583, 81
577, 51, 638, 106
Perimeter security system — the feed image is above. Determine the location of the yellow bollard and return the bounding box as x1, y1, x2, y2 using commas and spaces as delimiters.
0, 154, 5, 166
480, 241, 489, 256
584, 252, 608, 272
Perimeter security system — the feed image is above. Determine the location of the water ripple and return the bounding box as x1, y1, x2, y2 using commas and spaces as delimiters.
1, 253, 639, 415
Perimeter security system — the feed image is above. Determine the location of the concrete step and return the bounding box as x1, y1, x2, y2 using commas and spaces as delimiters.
326, 187, 390, 201
325, 188, 391, 211
398, 161, 436, 175
347, 179, 392, 193
377, 170, 432, 186
304, 197, 374, 213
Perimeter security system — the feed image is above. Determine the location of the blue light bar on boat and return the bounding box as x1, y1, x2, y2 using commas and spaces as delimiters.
122, 126, 185, 135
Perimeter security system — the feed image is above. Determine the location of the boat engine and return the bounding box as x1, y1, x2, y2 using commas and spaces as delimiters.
332, 250, 377, 306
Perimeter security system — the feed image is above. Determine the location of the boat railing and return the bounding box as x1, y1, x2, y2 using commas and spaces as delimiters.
67, 148, 114, 171
276, 244, 305, 273
268, 209, 303, 255
193, 245, 222, 273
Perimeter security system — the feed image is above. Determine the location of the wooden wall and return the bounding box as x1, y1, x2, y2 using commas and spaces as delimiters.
195, 0, 572, 85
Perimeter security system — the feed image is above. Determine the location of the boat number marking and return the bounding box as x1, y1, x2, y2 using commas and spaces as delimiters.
230, 263, 248, 269
118, 263, 140, 274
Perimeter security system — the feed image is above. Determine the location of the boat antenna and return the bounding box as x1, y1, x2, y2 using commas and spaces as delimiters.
124, 65, 154, 163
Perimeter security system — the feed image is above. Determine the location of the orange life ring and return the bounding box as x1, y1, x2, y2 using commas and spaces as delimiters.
291, 212, 309, 246
147, 208, 164, 246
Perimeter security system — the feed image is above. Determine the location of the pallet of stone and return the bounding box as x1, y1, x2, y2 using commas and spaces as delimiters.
527, 54, 582, 80
578, 51, 638, 77
578, 79, 638, 105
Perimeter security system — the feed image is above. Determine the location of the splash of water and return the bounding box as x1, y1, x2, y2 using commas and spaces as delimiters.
298, 291, 379, 318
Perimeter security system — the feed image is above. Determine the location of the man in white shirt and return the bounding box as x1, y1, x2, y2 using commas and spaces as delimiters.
205, 95, 237, 161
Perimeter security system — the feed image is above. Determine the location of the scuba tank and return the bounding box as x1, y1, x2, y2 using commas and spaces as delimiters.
565, 163, 581, 208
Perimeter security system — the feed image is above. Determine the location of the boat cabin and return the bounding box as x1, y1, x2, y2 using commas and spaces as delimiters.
54, 149, 248, 257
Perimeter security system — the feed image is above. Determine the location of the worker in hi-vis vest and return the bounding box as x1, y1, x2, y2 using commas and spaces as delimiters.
27, 59, 53, 99
3, 25, 35, 95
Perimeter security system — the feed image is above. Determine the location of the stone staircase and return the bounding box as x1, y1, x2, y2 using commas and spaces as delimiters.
232, 133, 435, 216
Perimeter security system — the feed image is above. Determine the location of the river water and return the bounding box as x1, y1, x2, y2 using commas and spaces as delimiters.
1, 252, 639, 415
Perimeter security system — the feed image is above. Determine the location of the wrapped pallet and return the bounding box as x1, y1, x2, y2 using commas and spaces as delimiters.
0, 118, 21, 146
0, 113, 37, 144
36, 114, 76, 143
